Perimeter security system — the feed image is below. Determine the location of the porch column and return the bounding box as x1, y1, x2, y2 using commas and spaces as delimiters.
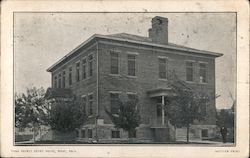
162, 96, 165, 125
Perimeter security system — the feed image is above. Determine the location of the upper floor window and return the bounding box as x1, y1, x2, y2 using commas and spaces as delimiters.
54, 75, 57, 88
76, 62, 80, 82
186, 61, 194, 82
110, 93, 120, 114
58, 73, 62, 88
199, 63, 207, 83
62, 71, 66, 88
158, 58, 167, 79
88, 94, 93, 115
88, 54, 93, 77
127, 54, 136, 76
110, 51, 119, 75
82, 58, 87, 80
69, 67, 72, 85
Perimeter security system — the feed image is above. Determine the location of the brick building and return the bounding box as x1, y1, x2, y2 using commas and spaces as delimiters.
47, 16, 222, 143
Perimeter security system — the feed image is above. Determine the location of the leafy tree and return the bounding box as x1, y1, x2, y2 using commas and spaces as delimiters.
105, 95, 140, 138
47, 97, 86, 133
15, 87, 47, 141
166, 72, 211, 143
216, 109, 234, 128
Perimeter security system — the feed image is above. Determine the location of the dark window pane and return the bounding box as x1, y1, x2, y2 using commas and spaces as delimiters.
81, 129, 85, 138
199, 63, 207, 83
159, 58, 167, 79
110, 93, 119, 114
128, 54, 136, 76
88, 94, 93, 115
186, 62, 194, 82
110, 51, 119, 74
76, 63, 80, 82
69, 68, 72, 85
201, 129, 208, 137
156, 104, 162, 117
111, 130, 120, 138
88, 129, 92, 138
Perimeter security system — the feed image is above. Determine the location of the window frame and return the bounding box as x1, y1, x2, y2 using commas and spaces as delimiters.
82, 58, 87, 80
62, 71, 66, 88
158, 57, 168, 80
76, 61, 80, 82
68, 67, 72, 85
110, 50, 120, 75
88, 93, 93, 115
199, 62, 208, 84
111, 130, 120, 138
87, 129, 92, 138
127, 53, 137, 77
88, 54, 94, 77
81, 95, 87, 114
54, 75, 57, 88
109, 92, 121, 114
186, 61, 195, 82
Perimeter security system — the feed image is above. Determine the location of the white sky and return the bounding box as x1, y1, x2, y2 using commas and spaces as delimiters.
14, 13, 236, 109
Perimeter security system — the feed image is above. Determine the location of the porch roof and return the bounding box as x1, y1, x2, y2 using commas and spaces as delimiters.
147, 87, 176, 98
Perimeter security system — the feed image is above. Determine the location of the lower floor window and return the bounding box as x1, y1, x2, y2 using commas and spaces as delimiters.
111, 130, 120, 138
201, 129, 208, 137
88, 129, 92, 138
81, 129, 86, 138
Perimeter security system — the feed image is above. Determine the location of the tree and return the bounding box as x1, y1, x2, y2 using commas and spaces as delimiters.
47, 97, 86, 133
216, 109, 234, 128
105, 95, 140, 138
15, 87, 47, 142
166, 72, 210, 143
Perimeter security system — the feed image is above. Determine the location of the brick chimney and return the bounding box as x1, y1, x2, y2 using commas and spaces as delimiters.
148, 16, 168, 44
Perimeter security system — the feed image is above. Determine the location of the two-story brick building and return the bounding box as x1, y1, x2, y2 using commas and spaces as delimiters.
47, 16, 222, 143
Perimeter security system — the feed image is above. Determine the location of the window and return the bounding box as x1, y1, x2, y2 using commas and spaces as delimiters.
127, 54, 136, 76
199, 63, 207, 83
201, 129, 208, 137
81, 129, 85, 138
111, 130, 120, 138
127, 93, 137, 101
186, 61, 194, 82
110, 51, 119, 74
110, 93, 120, 114
81, 96, 87, 114
88, 94, 93, 115
130, 130, 136, 138
69, 67, 72, 85
88, 129, 92, 138
82, 58, 87, 80
54, 75, 57, 88
159, 58, 167, 79
156, 104, 162, 117
76, 62, 80, 82
88, 54, 93, 77
62, 71, 66, 88
58, 73, 62, 88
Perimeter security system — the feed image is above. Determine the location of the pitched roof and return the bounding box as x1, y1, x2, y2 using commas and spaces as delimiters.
47, 33, 223, 72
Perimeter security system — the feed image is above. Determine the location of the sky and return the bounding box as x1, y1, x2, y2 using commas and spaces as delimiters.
14, 13, 236, 109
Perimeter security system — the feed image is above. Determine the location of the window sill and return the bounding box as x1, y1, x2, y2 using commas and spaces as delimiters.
199, 82, 208, 85
127, 75, 137, 79
109, 74, 122, 77
185, 81, 196, 84
158, 78, 168, 81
